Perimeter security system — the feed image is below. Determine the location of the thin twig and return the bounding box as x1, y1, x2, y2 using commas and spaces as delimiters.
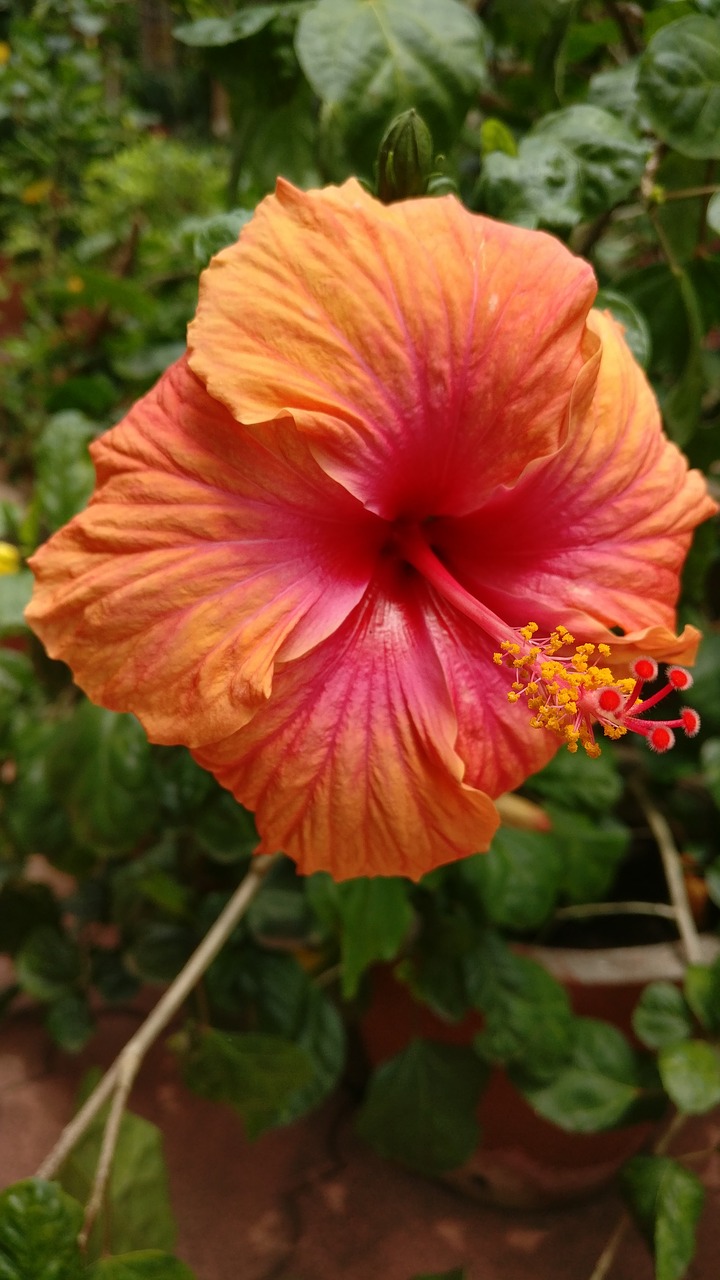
37, 852, 280, 1182
554, 900, 677, 921
77, 1044, 141, 1249
632, 782, 703, 965
588, 1212, 630, 1280
604, 0, 642, 56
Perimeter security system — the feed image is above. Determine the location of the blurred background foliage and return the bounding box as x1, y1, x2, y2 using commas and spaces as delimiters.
1, 0, 720, 1276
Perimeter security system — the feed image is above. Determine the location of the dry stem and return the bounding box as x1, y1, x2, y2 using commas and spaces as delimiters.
36, 852, 280, 1231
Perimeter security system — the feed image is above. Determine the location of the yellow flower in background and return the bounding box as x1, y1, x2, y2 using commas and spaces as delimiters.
0, 43, 10, 66
0, 543, 20, 576
21, 179, 54, 205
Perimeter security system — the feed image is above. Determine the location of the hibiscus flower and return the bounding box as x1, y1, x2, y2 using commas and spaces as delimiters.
26, 180, 716, 880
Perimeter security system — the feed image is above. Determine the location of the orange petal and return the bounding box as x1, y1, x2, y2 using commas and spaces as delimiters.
188, 178, 597, 520
193, 572, 499, 881
429, 310, 716, 657
26, 359, 382, 746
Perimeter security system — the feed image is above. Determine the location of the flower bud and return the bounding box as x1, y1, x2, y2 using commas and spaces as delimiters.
376, 109, 433, 203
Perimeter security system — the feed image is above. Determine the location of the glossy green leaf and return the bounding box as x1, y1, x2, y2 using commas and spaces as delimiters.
47, 703, 160, 857
296, 0, 487, 170
87, 1254, 197, 1280
462, 826, 560, 931
521, 1018, 651, 1132
58, 1099, 176, 1260
528, 741, 622, 812
183, 210, 253, 268
15, 927, 81, 1001
621, 1156, 704, 1280
173, 5, 286, 47
632, 982, 694, 1049
0, 1179, 84, 1280
34, 411, 97, 531
193, 791, 257, 864
594, 288, 652, 368
531, 104, 648, 215
250, 952, 346, 1117
179, 1029, 315, 1139
0, 882, 60, 956
704, 856, 720, 910
638, 16, 720, 158
659, 1039, 720, 1113
684, 957, 720, 1032
550, 809, 630, 905
307, 874, 413, 998
356, 1039, 487, 1174
478, 135, 581, 229
700, 738, 720, 808
45, 992, 94, 1053
469, 937, 573, 1082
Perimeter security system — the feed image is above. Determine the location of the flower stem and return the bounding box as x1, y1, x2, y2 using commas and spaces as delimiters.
36, 852, 280, 1196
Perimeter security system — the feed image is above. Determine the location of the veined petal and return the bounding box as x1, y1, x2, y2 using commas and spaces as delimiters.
430, 310, 716, 662
426, 606, 558, 797
193, 571, 499, 881
188, 178, 597, 521
26, 358, 381, 746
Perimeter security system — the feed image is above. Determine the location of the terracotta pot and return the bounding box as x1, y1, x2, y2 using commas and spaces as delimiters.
360, 936, 720, 1209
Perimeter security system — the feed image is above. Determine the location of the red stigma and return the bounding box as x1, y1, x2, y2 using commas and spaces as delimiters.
632, 657, 658, 681
598, 688, 622, 712
681, 708, 701, 737
668, 666, 692, 690
649, 726, 674, 752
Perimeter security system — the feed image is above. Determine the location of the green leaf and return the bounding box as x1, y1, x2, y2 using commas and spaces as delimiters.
0, 1179, 84, 1280
478, 135, 581, 229
47, 703, 161, 857
0, 572, 33, 638
529, 741, 623, 812
87, 1254, 197, 1280
179, 1029, 315, 1139
684, 957, 720, 1032
34, 411, 97, 532
594, 289, 652, 368
703, 856, 720, 909
58, 1099, 176, 1261
295, 0, 487, 171
173, 5, 286, 47
551, 810, 630, 905
621, 1156, 704, 1280
460, 826, 560, 931
700, 738, 720, 808
638, 16, 720, 159
479, 117, 517, 156
521, 1018, 652, 1132
193, 792, 257, 864
45, 992, 94, 1053
0, 882, 60, 956
307, 874, 413, 998
15, 927, 81, 1002
129, 922, 194, 985
183, 210, 253, 268
356, 1039, 487, 1175
659, 1040, 720, 1113
249, 952, 346, 1117
469, 937, 573, 1083
531, 104, 648, 215
632, 982, 694, 1050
